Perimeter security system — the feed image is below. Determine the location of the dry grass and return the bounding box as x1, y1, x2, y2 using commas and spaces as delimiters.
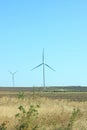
0, 92, 87, 130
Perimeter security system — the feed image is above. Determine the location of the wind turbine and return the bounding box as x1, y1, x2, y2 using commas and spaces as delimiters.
9, 71, 17, 87
31, 49, 55, 88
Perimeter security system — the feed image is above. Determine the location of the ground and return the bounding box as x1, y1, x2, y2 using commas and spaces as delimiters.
0, 89, 87, 130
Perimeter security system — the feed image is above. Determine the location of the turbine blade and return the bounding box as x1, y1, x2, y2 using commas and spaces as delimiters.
45, 64, 55, 71
14, 71, 18, 74
9, 71, 13, 74
42, 48, 44, 63
31, 63, 43, 70
9, 71, 18, 75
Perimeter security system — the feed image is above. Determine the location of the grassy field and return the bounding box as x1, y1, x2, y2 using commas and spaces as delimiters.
0, 88, 87, 130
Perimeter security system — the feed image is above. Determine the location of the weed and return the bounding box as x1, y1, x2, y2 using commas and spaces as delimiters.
18, 91, 25, 99
66, 108, 80, 130
15, 104, 40, 130
0, 121, 9, 130
56, 108, 80, 130
15, 92, 40, 130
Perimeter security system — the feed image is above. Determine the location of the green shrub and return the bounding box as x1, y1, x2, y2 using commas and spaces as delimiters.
0, 121, 8, 130
15, 102, 40, 130
56, 108, 80, 130
66, 108, 80, 130
18, 92, 25, 99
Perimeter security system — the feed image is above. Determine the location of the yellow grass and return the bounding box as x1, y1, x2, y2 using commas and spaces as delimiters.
0, 93, 87, 130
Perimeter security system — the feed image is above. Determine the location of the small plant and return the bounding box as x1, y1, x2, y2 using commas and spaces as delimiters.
15, 104, 40, 130
32, 86, 36, 100
0, 121, 9, 130
18, 91, 25, 99
65, 108, 80, 130
15, 91, 40, 130
57, 108, 80, 130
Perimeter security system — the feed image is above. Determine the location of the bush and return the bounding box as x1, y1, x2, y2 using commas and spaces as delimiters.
0, 121, 9, 130
15, 97, 40, 130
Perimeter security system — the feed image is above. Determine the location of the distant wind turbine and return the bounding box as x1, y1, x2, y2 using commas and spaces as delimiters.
31, 49, 55, 88
9, 71, 17, 87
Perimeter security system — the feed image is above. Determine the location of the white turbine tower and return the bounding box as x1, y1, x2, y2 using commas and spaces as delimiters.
31, 49, 55, 88
9, 71, 17, 87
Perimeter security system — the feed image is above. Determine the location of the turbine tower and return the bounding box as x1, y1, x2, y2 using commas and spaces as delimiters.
9, 71, 17, 87
31, 49, 55, 88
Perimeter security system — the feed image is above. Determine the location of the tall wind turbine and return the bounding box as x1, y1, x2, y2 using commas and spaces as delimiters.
9, 71, 17, 87
31, 49, 55, 88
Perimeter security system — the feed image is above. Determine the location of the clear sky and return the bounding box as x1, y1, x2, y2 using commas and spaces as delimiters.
0, 0, 87, 87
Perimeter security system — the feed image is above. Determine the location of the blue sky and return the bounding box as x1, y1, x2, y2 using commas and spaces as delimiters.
0, 0, 87, 87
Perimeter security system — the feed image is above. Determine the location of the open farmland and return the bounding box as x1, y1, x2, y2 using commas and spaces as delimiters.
0, 87, 87, 130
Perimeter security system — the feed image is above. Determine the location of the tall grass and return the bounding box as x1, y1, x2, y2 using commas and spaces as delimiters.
0, 92, 87, 130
